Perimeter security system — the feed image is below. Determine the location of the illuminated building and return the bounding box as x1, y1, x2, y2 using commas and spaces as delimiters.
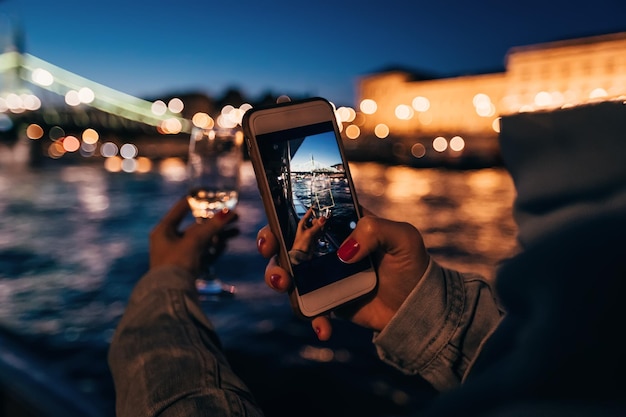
349, 31, 626, 166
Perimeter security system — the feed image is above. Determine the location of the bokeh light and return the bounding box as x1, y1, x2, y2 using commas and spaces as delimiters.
374, 123, 389, 138
168, 98, 184, 113
360, 99, 377, 114
62, 136, 80, 152
26, 124, 44, 139
345, 124, 360, 139
100, 142, 119, 157
433, 136, 448, 152
82, 128, 99, 144
151, 100, 167, 116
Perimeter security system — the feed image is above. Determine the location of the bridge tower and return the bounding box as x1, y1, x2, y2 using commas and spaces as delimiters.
0, 13, 25, 95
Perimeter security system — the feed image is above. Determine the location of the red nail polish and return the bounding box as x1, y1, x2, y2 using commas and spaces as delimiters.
314, 326, 321, 335
257, 237, 266, 250
216, 208, 230, 219
269, 274, 281, 288
337, 238, 359, 262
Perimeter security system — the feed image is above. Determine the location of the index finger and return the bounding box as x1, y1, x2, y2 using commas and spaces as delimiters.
153, 197, 190, 236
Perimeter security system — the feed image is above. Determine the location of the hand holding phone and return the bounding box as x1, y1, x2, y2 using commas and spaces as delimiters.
243, 97, 378, 318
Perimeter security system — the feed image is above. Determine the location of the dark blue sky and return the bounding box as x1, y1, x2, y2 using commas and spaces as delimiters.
291, 132, 342, 170
2, 0, 626, 106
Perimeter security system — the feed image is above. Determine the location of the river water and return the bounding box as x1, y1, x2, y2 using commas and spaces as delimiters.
0, 160, 519, 416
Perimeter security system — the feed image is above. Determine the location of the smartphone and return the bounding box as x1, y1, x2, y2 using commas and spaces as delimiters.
242, 97, 377, 318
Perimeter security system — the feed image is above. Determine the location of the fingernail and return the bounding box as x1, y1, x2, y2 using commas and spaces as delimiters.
269, 274, 281, 288
216, 208, 230, 220
319, 216, 327, 225
314, 326, 321, 335
337, 238, 359, 262
257, 236, 266, 250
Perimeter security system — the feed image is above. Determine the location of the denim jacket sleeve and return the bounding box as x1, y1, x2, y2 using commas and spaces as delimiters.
373, 259, 504, 392
107, 265, 264, 417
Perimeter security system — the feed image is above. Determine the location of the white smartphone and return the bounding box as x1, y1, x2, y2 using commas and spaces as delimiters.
242, 97, 378, 318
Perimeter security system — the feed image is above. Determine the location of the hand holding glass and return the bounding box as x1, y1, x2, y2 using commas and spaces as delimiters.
187, 126, 243, 296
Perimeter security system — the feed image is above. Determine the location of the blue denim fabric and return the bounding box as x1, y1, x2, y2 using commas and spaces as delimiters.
108, 262, 501, 415
108, 266, 264, 417
373, 259, 503, 391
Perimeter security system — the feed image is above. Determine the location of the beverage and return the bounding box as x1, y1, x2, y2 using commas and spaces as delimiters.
187, 187, 239, 220
186, 125, 242, 296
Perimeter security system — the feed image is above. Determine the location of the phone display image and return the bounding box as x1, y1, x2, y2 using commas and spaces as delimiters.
244, 98, 377, 317
256, 122, 372, 296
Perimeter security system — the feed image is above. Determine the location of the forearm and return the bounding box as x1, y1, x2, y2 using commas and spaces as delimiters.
107, 266, 263, 417
373, 259, 504, 392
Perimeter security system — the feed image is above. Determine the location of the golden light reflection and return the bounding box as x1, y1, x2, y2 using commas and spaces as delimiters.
215, 104, 250, 128
433, 136, 448, 152
82, 128, 99, 144
384, 166, 431, 201
534, 91, 552, 107
235, 130, 244, 146
449, 136, 465, 152
159, 157, 187, 182
48, 141, 65, 159
466, 169, 504, 192
62, 136, 80, 152
412, 96, 430, 112
26, 124, 44, 139
589, 88, 608, 99
104, 156, 122, 172
349, 162, 387, 197
345, 124, 360, 139
395, 104, 413, 120
492, 117, 501, 133
374, 123, 389, 138
473, 93, 491, 108
336, 106, 356, 123
159, 118, 183, 134
135, 157, 152, 173
192, 112, 214, 129
360, 99, 377, 114
460, 169, 516, 233
352, 112, 366, 126
418, 112, 432, 125
356, 32, 626, 157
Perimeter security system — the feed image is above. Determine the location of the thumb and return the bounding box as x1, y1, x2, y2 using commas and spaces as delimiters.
336, 216, 425, 264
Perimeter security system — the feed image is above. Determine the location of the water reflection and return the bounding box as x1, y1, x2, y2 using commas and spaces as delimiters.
0, 160, 519, 414
0, 161, 519, 340
350, 162, 519, 280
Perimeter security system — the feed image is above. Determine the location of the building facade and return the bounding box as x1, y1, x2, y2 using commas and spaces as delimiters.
346, 31, 626, 167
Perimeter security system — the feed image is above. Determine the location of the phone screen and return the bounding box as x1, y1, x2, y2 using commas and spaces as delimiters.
257, 121, 371, 295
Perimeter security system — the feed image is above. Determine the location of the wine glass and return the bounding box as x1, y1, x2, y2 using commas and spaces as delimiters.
187, 125, 243, 297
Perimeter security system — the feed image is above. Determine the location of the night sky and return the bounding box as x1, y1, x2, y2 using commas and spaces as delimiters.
2, 0, 626, 106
